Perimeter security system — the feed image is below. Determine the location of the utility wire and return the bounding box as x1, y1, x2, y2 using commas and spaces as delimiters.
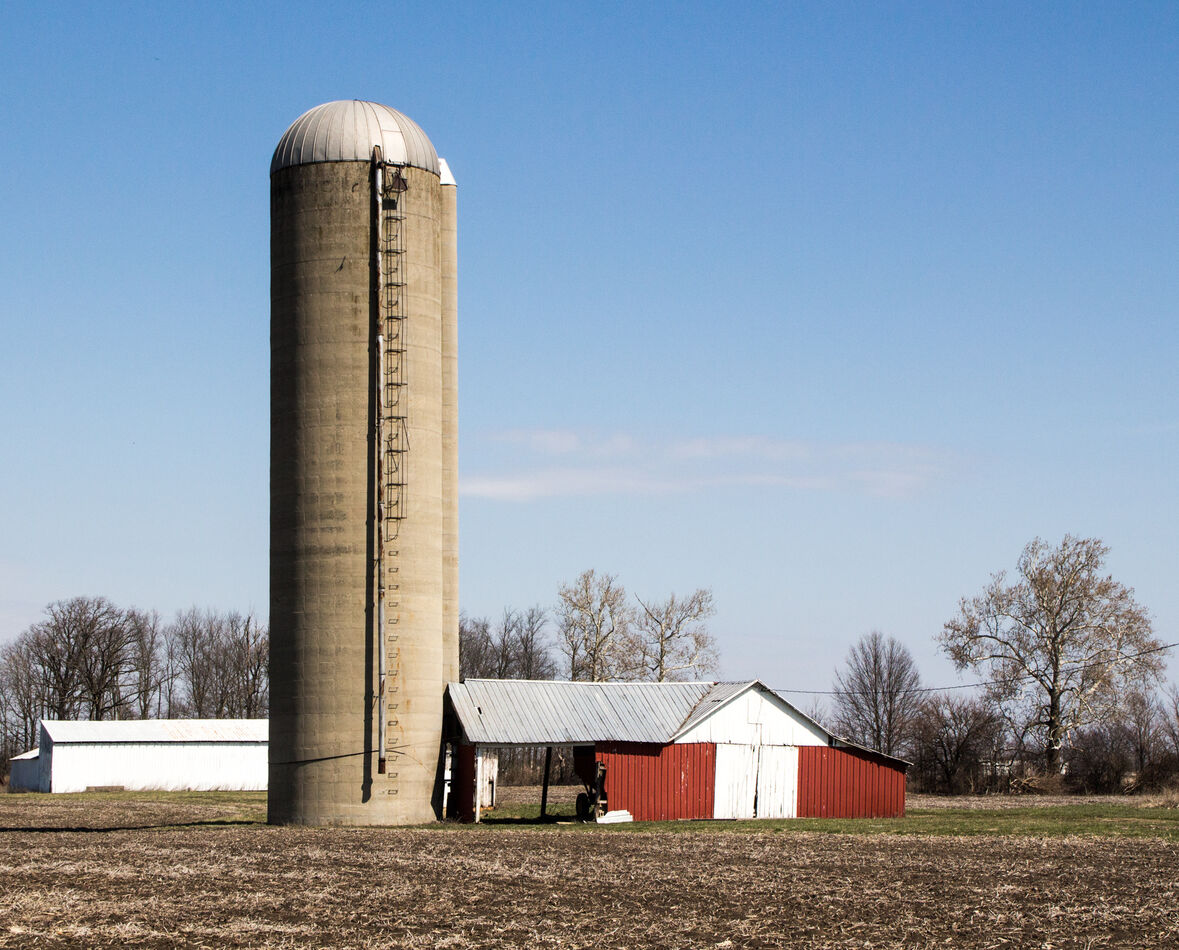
773, 640, 1179, 698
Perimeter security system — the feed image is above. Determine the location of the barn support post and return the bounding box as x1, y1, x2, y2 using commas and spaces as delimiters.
540, 745, 553, 819
473, 745, 483, 823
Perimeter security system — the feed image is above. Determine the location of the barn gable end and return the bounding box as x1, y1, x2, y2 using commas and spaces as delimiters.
673, 682, 828, 747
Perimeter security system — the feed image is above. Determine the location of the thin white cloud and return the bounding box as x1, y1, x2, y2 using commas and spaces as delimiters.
669, 436, 814, 462
494, 428, 638, 458
461, 467, 679, 501
463, 430, 957, 502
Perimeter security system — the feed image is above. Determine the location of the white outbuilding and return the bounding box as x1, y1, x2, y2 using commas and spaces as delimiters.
16, 719, 268, 793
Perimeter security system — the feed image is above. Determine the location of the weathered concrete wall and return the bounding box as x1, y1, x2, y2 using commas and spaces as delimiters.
270, 158, 451, 825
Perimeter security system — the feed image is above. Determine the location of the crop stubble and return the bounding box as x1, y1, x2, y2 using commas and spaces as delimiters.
1, 795, 1176, 949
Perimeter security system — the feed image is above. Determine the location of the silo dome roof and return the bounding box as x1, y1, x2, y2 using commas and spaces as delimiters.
271, 100, 440, 175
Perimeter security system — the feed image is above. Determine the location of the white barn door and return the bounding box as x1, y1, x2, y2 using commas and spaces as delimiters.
714, 744, 759, 819
755, 745, 798, 818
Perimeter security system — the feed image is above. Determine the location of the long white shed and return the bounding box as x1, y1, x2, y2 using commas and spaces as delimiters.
21, 719, 268, 793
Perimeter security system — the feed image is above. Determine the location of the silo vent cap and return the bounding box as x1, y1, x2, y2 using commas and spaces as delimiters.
271, 100, 440, 176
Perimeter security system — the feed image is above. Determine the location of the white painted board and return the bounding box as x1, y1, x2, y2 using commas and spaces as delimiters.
46, 741, 266, 793
713, 743, 759, 819
676, 689, 828, 747
755, 745, 798, 818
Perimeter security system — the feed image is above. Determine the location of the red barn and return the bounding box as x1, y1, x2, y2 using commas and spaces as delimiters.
445, 680, 907, 822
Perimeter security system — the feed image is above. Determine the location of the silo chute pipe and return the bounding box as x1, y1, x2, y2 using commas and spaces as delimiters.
373, 148, 387, 774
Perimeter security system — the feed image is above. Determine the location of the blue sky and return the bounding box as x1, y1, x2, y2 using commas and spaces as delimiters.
1, 2, 1176, 700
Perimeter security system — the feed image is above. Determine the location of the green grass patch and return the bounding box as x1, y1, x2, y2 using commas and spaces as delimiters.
19, 789, 270, 805
476, 801, 1179, 840
9, 791, 1177, 840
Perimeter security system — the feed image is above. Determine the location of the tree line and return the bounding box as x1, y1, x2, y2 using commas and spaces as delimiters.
459, 569, 718, 785
0, 597, 268, 771
824, 536, 1178, 794
5, 536, 1170, 795
460, 568, 718, 684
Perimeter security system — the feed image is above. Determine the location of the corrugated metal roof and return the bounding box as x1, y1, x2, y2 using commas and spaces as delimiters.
448, 680, 719, 745
271, 100, 440, 175
448, 679, 856, 751
12, 748, 38, 761
41, 719, 268, 744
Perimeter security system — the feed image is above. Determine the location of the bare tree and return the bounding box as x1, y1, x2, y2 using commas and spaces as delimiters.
26, 600, 92, 720
632, 588, 718, 681
0, 638, 41, 755
515, 605, 555, 680
159, 626, 184, 717
1163, 686, 1179, 762
21, 597, 137, 721
557, 570, 632, 681
490, 609, 522, 679
800, 696, 830, 730
166, 608, 269, 718
831, 631, 921, 757
168, 608, 231, 717
458, 606, 555, 682
459, 613, 494, 680
940, 535, 1163, 773
1067, 722, 1134, 793
127, 609, 167, 719
1118, 687, 1165, 784
225, 611, 269, 717
911, 693, 1002, 793
74, 601, 136, 720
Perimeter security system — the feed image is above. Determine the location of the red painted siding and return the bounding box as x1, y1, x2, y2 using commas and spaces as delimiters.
797, 745, 906, 818
595, 742, 716, 821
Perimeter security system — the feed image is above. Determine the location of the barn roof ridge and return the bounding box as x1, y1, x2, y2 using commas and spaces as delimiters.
456, 678, 721, 686
40, 719, 269, 744
445, 678, 840, 748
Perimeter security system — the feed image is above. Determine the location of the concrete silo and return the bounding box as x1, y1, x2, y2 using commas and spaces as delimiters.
269, 100, 459, 825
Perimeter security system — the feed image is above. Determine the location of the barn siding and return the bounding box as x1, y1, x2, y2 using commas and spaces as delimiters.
596, 742, 715, 821
46, 741, 267, 793
797, 745, 906, 818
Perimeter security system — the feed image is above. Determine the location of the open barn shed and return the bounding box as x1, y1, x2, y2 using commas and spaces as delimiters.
445, 680, 907, 822
16, 720, 268, 793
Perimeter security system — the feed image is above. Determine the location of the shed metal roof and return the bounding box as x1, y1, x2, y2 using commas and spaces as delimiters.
447, 680, 819, 746
449, 680, 719, 745
12, 748, 38, 761
41, 719, 268, 744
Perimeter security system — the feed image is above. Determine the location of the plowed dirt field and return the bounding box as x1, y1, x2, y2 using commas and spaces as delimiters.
1, 792, 1176, 948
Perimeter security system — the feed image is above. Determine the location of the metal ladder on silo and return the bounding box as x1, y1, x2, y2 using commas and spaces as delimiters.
373, 149, 409, 775
380, 172, 409, 537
